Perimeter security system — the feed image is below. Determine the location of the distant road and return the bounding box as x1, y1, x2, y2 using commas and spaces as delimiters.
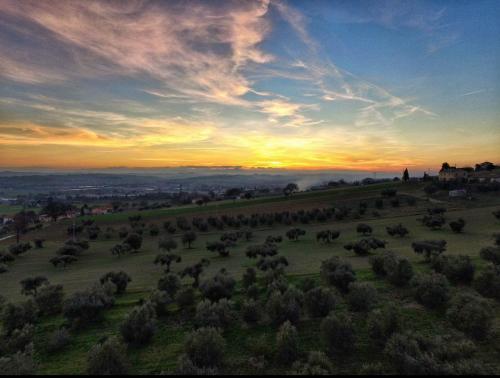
0, 234, 14, 242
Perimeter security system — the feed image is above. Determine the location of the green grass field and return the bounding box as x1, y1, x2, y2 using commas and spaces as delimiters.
1, 183, 500, 374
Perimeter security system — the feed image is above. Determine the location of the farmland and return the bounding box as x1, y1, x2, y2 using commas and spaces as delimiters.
1, 182, 500, 374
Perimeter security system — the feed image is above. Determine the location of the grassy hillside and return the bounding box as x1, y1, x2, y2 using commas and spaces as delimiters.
1, 182, 500, 374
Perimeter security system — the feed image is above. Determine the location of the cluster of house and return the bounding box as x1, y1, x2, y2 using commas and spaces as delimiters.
439, 162, 500, 183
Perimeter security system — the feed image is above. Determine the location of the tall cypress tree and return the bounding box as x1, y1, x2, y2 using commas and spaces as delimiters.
403, 168, 410, 182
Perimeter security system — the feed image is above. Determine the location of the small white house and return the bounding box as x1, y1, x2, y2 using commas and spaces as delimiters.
449, 189, 467, 198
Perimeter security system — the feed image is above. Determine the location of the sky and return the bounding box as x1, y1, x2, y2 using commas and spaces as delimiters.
0, 0, 499, 172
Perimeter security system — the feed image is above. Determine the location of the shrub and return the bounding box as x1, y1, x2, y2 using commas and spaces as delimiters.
356, 223, 372, 236
367, 304, 402, 346
50, 255, 78, 268
474, 264, 500, 301
9, 243, 32, 256
148, 289, 171, 316
154, 253, 181, 273
100, 271, 132, 295
20, 276, 48, 296
1, 324, 34, 355
320, 257, 356, 293
124, 233, 142, 252
276, 321, 300, 364
175, 287, 196, 311
194, 299, 235, 329
242, 267, 257, 289
410, 273, 450, 309
199, 269, 236, 302
35, 284, 64, 315
344, 237, 386, 256
174, 355, 219, 375
385, 256, 414, 286
245, 284, 260, 300
266, 289, 301, 326
412, 240, 446, 262
291, 351, 333, 375
184, 327, 225, 369
298, 277, 317, 292
87, 337, 129, 375
320, 312, 355, 354
46, 328, 71, 353
347, 282, 378, 312
63, 283, 115, 328
1, 300, 37, 336
386, 224, 409, 237
241, 299, 262, 325
120, 303, 156, 345
369, 254, 387, 276
0, 344, 36, 375
304, 286, 337, 318
157, 273, 181, 297
479, 246, 500, 265
441, 255, 475, 284
446, 293, 494, 340
449, 218, 465, 233
182, 231, 197, 248
384, 331, 483, 375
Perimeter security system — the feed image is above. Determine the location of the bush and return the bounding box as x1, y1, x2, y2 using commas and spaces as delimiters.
242, 267, 257, 289
386, 223, 409, 237
441, 255, 475, 284
320, 257, 356, 293
384, 256, 414, 286
356, 223, 372, 236
124, 233, 142, 252
20, 276, 48, 296
367, 304, 402, 346
157, 273, 181, 297
369, 253, 387, 276
304, 286, 337, 318
35, 284, 64, 315
449, 218, 465, 233
1, 324, 34, 355
194, 299, 235, 329
320, 312, 355, 354
63, 283, 115, 328
291, 351, 333, 375
241, 299, 262, 325
276, 321, 300, 364
199, 269, 236, 302
1, 300, 37, 336
87, 337, 129, 375
174, 355, 219, 375
298, 277, 317, 292
184, 327, 225, 369
0, 344, 36, 375
266, 289, 302, 326
384, 331, 484, 375
176, 287, 196, 311
410, 273, 450, 309
446, 293, 494, 340
148, 289, 171, 316
474, 264, 500, 301
245, 284, 260, 300
347, 282, 378, 312
479, 246, 500, 265
100, 271, 131, 294
120, 303, 157, 345
46, 328, 71, 353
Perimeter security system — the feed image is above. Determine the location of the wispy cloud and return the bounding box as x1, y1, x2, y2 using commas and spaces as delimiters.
0, 0, 273, 106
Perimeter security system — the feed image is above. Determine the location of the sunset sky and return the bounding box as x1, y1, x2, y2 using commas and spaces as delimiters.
0, 0, 499, 171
